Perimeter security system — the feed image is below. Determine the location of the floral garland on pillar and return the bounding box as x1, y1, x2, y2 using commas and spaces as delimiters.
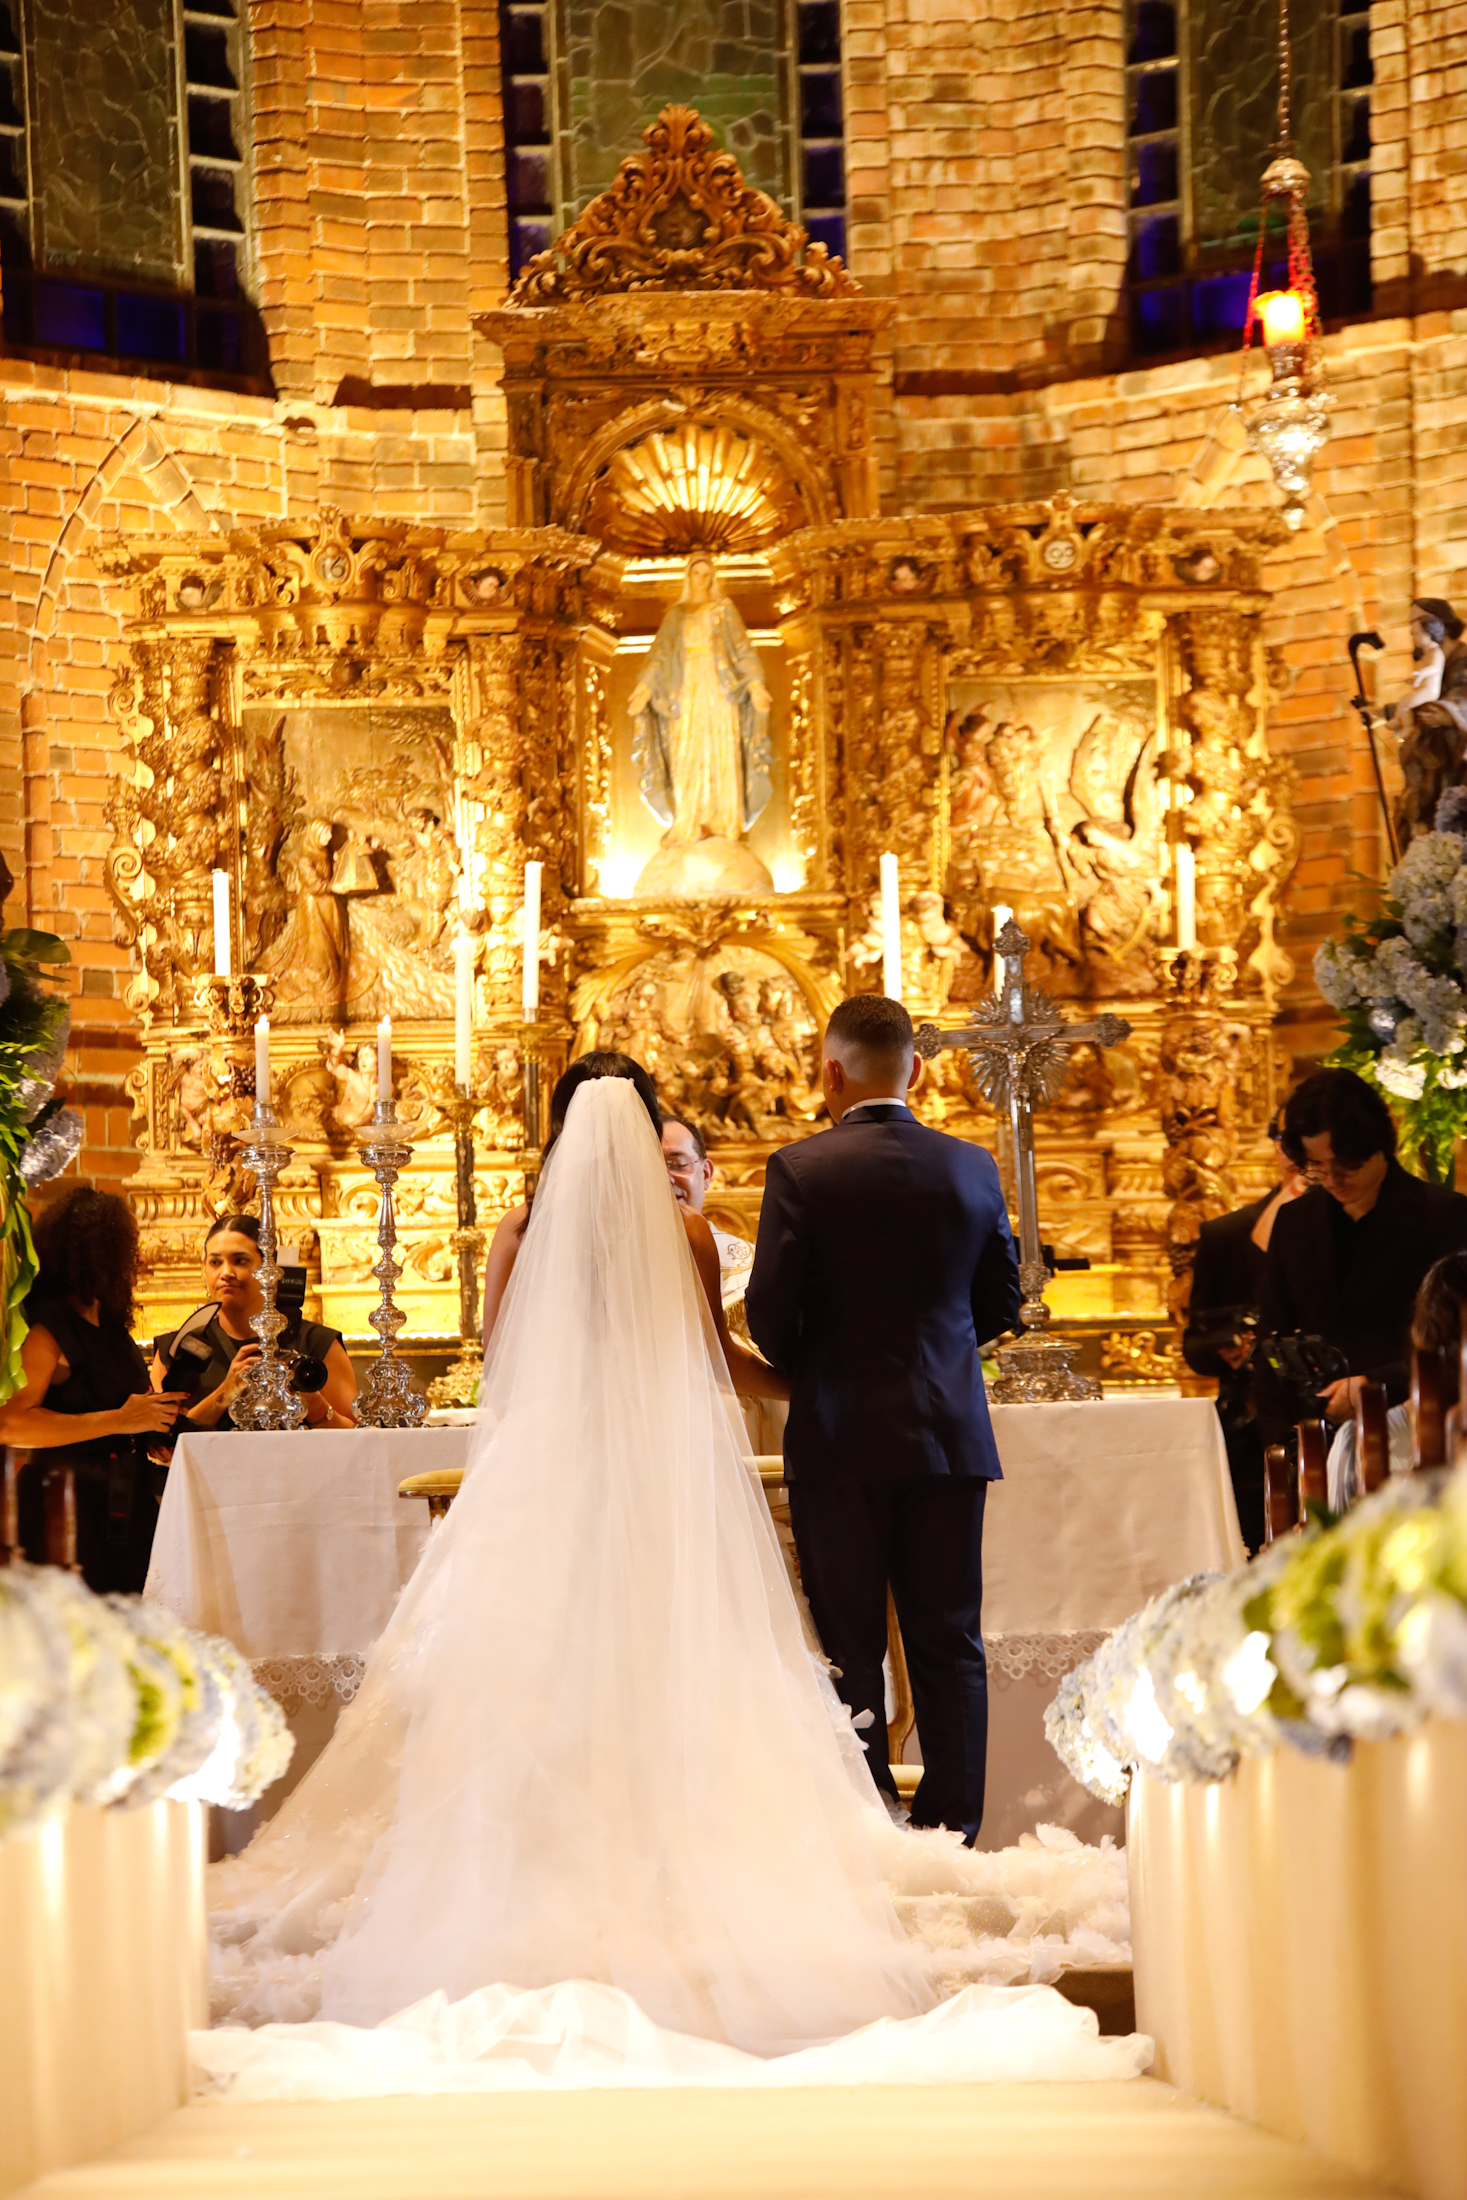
1313, 788, 1467, 1183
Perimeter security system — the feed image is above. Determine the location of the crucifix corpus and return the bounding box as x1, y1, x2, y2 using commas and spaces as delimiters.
915, 918, 1133, 1404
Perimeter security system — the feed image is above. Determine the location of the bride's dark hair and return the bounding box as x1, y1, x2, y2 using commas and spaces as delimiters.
538, 1051, 661, 1173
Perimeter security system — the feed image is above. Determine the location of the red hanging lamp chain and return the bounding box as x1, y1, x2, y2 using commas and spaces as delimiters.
1237, 0, 1320, 395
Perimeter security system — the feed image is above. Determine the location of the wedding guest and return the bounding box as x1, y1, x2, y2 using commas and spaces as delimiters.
1326, 1250, 1467, 1508
151, 1215, 357, 1431
1258, 1068, 1467, 1443
0, 1185, 186, 1591
1182, 1110, 1307, 1551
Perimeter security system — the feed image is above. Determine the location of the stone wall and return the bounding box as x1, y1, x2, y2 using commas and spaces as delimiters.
3, 0, 1466, 1190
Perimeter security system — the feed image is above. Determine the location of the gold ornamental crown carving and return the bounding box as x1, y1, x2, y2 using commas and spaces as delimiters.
507, 105, 859, 304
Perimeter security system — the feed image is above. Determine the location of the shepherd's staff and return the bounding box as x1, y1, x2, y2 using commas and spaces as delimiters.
1347, 629, 1397, 866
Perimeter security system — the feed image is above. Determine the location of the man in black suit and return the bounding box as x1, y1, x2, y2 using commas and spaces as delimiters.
746, 995, 1021, 1844
1183, 1113, 1306, 1552
1258, 1068, 1467, 1441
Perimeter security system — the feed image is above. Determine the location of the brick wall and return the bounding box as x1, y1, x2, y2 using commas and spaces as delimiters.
4, 0, 1467, 1191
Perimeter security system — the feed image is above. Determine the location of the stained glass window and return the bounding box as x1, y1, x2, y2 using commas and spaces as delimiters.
499, 0, 848, 278
0, 0, 261, 381
1127, 0, 1372, 356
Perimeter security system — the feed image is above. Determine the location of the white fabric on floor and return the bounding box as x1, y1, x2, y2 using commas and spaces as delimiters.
193, 1977, 1149, 2100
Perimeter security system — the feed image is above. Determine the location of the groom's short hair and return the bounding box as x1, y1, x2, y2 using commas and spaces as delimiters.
824, 995, 914, 1074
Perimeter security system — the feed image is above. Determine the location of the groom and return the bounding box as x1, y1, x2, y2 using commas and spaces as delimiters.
746, 995, 1020, 1843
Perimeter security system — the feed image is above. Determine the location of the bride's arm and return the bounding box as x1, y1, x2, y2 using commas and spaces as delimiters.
481, 1202, 530, 1351
682, 1210, 790, 1401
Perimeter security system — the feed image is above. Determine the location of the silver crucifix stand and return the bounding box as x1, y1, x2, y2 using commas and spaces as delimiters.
915, 918, 1133, 1403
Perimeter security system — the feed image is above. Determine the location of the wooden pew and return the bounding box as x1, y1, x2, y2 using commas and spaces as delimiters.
1355, 1380, 1391, 1495
1263, 1443, 1296, 1543
0, 1448, 17, 1567
1411, 1345, 1454, 1471
1296, 1418, 1329, 1516
41, 1463, 79, 1571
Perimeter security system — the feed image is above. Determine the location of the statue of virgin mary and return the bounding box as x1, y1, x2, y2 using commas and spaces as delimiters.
627, 555, 775, 896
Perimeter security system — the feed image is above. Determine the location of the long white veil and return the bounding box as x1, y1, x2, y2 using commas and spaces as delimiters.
204, 1078, 1150, 2092
212, 1080, 921, 2044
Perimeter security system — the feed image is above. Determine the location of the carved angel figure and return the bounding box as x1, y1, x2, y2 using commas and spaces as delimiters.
320, 1032, 379, 1132
1066, 721, 1165, 990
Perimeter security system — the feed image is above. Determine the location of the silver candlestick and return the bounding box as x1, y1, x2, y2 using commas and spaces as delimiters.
355, 1098, 427, 1428
232, 1101, 306, 1431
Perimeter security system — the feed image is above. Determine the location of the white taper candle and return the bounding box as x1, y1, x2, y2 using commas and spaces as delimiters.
211, 869, 232, 979
1175, 844, 1197, 951
377, 1015, 392, 1106
454, 933, 473, 1091
254, 1015, 270, 1109
522, 860, 543, 1022
879, 852, 901, 1001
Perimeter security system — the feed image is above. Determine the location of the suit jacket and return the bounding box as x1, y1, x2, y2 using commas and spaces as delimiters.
1257, 1161, 1467, 1427
1183, 1195, 1271, 1420
745, 1107, 1021, 1483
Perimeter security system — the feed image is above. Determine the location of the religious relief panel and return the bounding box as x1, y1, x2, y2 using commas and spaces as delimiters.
943, 677, 1164, 998
572, 909, 837, 1146
246, 706, 462, 1026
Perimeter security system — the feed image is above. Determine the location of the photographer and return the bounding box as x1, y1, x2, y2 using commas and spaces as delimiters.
1257, 1068, 1467, 1445
0, 1185, 185, 1591
1183, 1111, 1306, 1552
151, 1216, 357, 1431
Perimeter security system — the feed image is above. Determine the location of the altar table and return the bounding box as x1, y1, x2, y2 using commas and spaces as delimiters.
148, 1397, 1241, 1849
978, 1395, 1243, 1847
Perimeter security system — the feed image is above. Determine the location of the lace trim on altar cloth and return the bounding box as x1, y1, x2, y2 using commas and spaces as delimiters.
250, 1653, 368, 1707
986, 1632, 1110, 1684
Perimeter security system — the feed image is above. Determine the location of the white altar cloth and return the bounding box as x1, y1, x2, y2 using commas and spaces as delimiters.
977, 1394, 1242, 1848
147, 1428, 439, 1685
984, 1394, 1244, 1636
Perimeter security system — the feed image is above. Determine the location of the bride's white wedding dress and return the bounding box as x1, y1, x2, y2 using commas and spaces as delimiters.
203, 1080, 1148, 2095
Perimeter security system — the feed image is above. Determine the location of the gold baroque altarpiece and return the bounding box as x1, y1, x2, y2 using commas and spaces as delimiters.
100, 109, 1298, 1357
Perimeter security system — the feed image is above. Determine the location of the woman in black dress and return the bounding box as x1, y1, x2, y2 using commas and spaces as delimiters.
0, 1186, 186, 1591
151, 1215, 358, 1431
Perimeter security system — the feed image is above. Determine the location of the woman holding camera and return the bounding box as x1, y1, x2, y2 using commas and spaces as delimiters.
0, 1185, 185, 1591
151, 1216, 357, 1431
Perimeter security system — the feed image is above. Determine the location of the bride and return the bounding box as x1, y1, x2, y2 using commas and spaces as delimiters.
205, 1055, 1147, 2090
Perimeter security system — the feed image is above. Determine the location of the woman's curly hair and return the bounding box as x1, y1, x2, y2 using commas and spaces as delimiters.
29, 1184, 142, 1326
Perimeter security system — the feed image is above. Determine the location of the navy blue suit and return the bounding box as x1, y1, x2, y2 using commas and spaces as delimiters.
746, 1103, 1020, 1840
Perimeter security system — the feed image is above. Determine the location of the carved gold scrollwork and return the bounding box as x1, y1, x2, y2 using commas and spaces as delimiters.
507, 105, 857, 303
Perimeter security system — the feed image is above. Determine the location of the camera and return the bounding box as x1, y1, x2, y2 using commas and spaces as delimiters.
1256, 1330, 1350, 1417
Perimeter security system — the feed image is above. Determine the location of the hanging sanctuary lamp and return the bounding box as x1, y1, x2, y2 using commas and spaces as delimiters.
1235, 0, 1333, 529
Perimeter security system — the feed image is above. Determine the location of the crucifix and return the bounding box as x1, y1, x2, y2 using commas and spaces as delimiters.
915, 917, 1133, 1403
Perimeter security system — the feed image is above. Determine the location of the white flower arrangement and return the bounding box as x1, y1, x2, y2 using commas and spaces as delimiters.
1047, 1468, 1467, 1803
0, 1565, 293, 1845
1313, 790, 1467, 1177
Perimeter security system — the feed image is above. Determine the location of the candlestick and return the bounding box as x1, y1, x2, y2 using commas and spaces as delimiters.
991, 904, 1013, 995
254, 1015, 271, 1110
377, 1014, 392, 1106
231, 1102, 304, 1432
522, 861, 543, 1022
879, 852, 901, 1001
1175, 844, 1198, 951
356, 1097, 427, 1429
211, 870, 232, 979
454, 934, 473, 1091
